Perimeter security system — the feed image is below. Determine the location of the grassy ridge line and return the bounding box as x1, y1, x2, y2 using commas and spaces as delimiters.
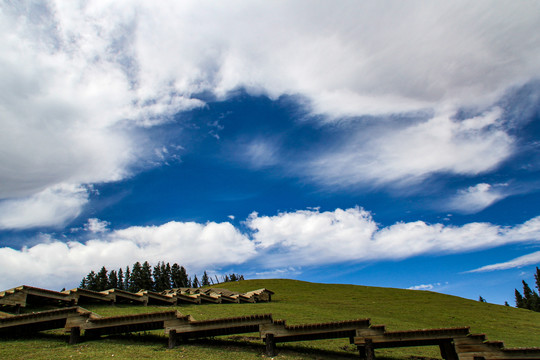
1, 279, 539, 359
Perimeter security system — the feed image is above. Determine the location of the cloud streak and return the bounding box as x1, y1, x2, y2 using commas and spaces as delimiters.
468, 251, 540, 272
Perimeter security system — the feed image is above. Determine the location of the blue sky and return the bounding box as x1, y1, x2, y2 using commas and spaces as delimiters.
1, 1, 540, 305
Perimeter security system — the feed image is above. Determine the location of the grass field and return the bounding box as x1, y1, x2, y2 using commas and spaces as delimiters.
1, 279, 539, 359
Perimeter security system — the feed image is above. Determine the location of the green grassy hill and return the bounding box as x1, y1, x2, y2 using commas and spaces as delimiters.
1, 279, 539, 359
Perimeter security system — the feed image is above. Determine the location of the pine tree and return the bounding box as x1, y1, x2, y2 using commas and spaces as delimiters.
108, 270, 118, 289
180, 266, 189, 287
79, 277, 87, 289
118, 268, 124, 290
171, 263, 181, 288
515, 289, 524, 308
153, 262, 162, 291
141, 261, 153, 291
96, 266, 109, 291
202, 271, 210, 286
130, 262, 142, 292
85, 271, 98, 291
522, 281, 534, 310
165, 263, 172, 289
192, 275, 200, 288
535, 267, 540, 290
124, 266, 131, 291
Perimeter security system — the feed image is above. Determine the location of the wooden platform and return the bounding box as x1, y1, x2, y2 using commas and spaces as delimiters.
0, 306, 538, 359
0, 285, 273, 309
353, 324, 540, 360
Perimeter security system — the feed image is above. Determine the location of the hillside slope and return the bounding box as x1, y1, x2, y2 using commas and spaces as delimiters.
1, 279, 538, 359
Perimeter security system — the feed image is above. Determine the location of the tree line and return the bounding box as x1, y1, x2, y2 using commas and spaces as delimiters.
514, 266, 540, 312
79, 261, 244, 292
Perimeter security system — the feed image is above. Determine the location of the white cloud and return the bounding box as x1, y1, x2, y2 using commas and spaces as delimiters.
2, 207, 540, 289
305, 108, 513, 187
84, 218, 110, 233
0, 220, 255, 290
408, 283, 441, 291
0, 184, 89, 229
469, 251, 540, 272
1, 1, 540, 229
448, 183, 508, 213
246, 207, 540, 267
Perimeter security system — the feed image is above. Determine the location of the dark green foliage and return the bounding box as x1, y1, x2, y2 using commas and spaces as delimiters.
124, 266, 131, 291
141, 261, 153, 291
201, 271, 210, 286
222, 273, 244, 283
153, 261, 172, 292
79, 261, 244, 292
85, 271, 98, 291
117, 268, 124, 290
108, 270, 118, 289
192, 275, 200, 288
96, 266, 109, 290
130, 262, 143, 292
170, 263, 186, 288
515, 289, 524, 308
514, 267, 540, 312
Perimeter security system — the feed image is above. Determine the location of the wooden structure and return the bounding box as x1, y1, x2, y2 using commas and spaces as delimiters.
0, 285, 273, 309
0, 306, 538, 359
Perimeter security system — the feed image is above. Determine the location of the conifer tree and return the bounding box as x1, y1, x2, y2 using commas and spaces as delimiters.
130, 262, 142, 292
79, 277, 87, 289
85, 271, 98, 291
118, 268, 124, 290
108, 270, 118, 289
202, 271, 210, 286
535, 267, 540, 296
141, 261, 153, 291
192, 275, 200, 288
180, 266, 189, 287
124, 266, 131, 291
165, 263, 172, 289
153, 262, 162, 291
96, 266, 109, 291
171, 263, 181, 288
515, 289, 524, 308
522, 281, 535, 310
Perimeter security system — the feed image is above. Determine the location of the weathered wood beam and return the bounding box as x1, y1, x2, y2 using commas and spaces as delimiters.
265, 333, 277, 357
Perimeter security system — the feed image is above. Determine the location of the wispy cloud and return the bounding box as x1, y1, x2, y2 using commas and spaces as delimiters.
447, 183, 508, 213
0, 184, 89, 230
305, 108, 513, 188
468, 251, 540, 272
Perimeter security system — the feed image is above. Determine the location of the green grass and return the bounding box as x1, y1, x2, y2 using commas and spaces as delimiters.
1, 279, 539, 359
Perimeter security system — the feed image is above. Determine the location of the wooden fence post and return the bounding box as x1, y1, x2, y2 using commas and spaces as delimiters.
439, 340, 459, 360
266, 334, 277, 357
365, 338, 375, 360
168, 330, 177, 349
69, 327, 80, 345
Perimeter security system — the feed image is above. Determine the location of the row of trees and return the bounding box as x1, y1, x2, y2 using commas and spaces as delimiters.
514, 267, 540, 312
79, 261, 244, 292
